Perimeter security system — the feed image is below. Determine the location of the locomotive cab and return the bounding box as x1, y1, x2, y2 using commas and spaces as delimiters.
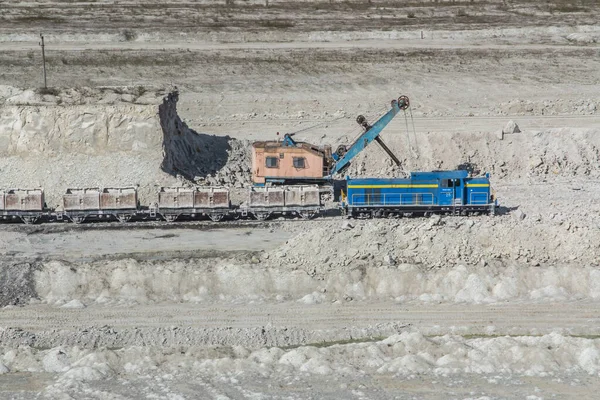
439, 175, 465, 206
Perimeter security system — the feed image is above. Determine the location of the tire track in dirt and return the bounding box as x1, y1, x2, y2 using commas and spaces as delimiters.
2, 302, 600, 349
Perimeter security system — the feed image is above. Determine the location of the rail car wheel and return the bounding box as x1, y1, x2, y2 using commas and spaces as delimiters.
253, 212, 271, 221
298, 211, 316, 220
163, 214, 178, 222
71, 216, 85, 224
21, 216, 38, 224
208, 213, 224, 222
117, 214, 132, 223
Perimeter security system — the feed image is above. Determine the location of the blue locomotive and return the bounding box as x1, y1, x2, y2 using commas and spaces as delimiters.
341, 170, 496, 217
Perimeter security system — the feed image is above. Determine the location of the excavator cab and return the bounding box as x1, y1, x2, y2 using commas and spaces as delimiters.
251, 95, 410, 186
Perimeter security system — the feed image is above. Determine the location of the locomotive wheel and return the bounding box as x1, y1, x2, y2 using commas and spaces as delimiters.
208, 213, 224, 222
253, 212, 271, 221
335, 145, 347, 158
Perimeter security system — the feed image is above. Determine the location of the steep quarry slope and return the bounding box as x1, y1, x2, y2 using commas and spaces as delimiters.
0, 86, 173, 205
345, 126, 600, 181
159, 91, 251, 188
0, 86, 251, 206
2, 208, 599, 309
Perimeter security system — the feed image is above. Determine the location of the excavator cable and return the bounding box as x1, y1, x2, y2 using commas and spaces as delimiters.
402, 108, 420, 159
287, 115, 346, 137
403, 110, 413, 156
409, 106, 419, 159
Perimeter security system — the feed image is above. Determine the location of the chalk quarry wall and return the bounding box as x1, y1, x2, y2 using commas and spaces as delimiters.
0, 87, 245, 206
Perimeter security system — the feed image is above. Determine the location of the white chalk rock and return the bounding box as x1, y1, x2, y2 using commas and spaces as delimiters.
529, 156, 544, 168
513, 209, 526, 221
298, 292, 325, 305
0, 363, 9, 374
341, 220, 354, 230
383, 253, 397, 266
503, 120, 521, 134
566, 33, 598, 44
43, 348, 71, 373
60, 299, 86, 309
61, 366, 107, 381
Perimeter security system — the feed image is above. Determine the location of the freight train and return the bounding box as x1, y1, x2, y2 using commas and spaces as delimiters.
0, 170, 496, 224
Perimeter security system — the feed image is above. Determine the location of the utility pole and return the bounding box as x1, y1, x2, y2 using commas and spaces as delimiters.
39, 33, 47, 88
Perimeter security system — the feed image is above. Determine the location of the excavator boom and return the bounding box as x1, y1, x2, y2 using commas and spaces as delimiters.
328, 95, 409, 177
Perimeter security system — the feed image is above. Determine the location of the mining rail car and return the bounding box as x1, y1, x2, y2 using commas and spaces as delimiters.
61, 187, 139, 223
0, 185, 326, 224
0, 189, 46, 224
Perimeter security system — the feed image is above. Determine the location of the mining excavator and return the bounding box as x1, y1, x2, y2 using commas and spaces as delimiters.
251, 95, 410, 186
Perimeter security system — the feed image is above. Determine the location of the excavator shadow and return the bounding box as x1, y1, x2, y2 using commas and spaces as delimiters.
159, 91, 231, 181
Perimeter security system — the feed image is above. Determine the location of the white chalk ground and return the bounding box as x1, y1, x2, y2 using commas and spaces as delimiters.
3, 332, 600, 399
1, 0, 600, 398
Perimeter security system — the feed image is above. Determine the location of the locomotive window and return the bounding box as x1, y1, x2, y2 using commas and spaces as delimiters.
266, 157, 279, 168
442, 179, 454, 188
293, 157, 306, 168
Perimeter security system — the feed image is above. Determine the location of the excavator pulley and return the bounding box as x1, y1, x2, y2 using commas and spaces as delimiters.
356, 115, 370, 130
398, 95, 410, 110
336, 145, 347, 157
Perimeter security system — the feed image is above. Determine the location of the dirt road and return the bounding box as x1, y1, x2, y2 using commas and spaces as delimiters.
1, 225, 291, 262
2, 302, 599, 349
2, 39, 596, 52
